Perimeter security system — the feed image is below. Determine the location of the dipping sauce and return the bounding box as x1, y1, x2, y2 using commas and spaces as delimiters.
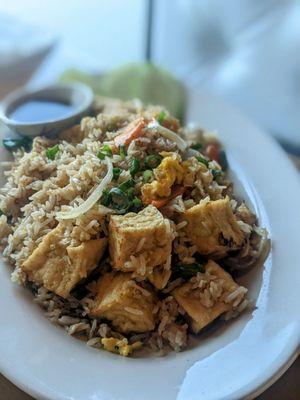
10, 99, 74, 123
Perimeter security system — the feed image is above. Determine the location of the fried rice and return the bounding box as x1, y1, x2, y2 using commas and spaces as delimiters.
0, 97, 269, 356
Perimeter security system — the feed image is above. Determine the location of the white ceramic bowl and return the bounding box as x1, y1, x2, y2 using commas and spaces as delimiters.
0, 83, 94, 137
0, 89, 299, 400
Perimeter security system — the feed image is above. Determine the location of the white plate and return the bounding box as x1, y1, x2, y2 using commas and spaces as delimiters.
0, 90, 299, 400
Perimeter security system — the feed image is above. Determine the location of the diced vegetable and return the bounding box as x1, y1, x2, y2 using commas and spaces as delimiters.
196, 155, 209, 167
130, 157, 140, 176
145, 154, 162, 169
173, 262, 205, 279
191, 143, 203, 151
0, 209, 3, 216
3, 136, 32, 152
119, 144, 127, 158
114, 118, 146, 147
110, 188, 130, 211
157, 111, 166, 124
119, 179, 135, 192
46, 144, 60, 160
101, 189, 111, 207
97, 144, 113, 160
56, 157, 114, 220
113, 167, 121, 180
131, 197, 142, 211
143, 169, 153, 183
150, 185, 186, 208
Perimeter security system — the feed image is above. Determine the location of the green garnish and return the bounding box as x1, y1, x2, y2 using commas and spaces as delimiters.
173, 263, 205, 279
97, 144, 112, 160
157, 111, 166, 124
191, 143, 203, 151
109, 187, 130, 211
0, 210, 3, 216
118, 179, 135, 192
46, 144, 60, 160
196, 155, 209, 167
145, 154, 162, 169
101, 189, 111, 207
113, 167, 121, 181
3, 136, 32, 152
131, 197, 142, 208
119, 144, 127, 158
130, 157, 140, 176
219, 150, 228, 171
126, 187, 134, 200
143, 169, 153, 182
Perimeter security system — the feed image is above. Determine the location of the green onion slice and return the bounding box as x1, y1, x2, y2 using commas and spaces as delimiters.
130, 157, 140, 176
46, 144, 60, 160
145, 154, 162, 169
196, 155, 209, 167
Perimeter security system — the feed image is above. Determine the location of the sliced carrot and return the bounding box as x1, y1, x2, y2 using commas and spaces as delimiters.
151, 185, 186, 208
114, 118, 147, 148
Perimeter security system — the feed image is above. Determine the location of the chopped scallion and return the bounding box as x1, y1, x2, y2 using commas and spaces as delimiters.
191, 143, 203, 151
145, 154, 162, 169
196, 155, 209, 167
46, 144, 60, 160
157, 111, 166, 124
130, 157, 140, 176
119, 144, 127, 158
109, 187, 130, 211
173, 263, 205, 279
113, 167, 121, 180
143, 169, 153, 182
118, 179, 135, 192
97, 144, 112, 160
100, 189, 111, 207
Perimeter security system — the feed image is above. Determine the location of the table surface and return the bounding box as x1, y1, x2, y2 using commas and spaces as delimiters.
0, 357, 299, 399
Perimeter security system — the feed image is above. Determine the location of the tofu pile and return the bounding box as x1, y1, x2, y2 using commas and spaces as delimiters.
21, 198, 248, 338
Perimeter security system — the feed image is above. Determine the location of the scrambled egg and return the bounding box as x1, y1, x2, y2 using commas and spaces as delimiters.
101, 337, 142, 357
142, 155, 185, 202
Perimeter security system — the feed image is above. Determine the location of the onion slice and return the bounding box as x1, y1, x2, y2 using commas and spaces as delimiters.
147, 121, 188, 152
56, 157, 114, 220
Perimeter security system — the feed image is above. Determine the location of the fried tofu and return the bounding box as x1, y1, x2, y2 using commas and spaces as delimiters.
90, 272, 157, 333
21, 224, 107, 298
172, 260, 247, 333
180, 198, 245, 258
109, 205, 174, 289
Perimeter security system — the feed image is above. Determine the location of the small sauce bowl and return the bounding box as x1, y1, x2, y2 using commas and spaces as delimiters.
0, 82, 94, 137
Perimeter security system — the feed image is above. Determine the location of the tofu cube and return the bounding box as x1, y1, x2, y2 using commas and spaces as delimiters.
180, 198, 245, 258
21, 224, 107, 298
90, 272, 157, 333
172, 260, 247, 333
109, 205, 174, 288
